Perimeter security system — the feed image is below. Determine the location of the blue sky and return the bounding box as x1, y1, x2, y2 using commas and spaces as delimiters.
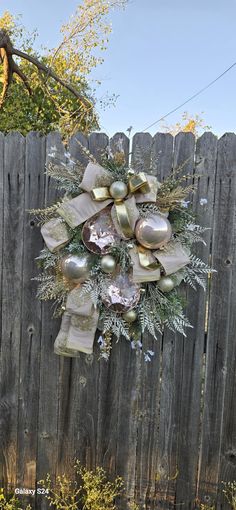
1, 0, 236, 136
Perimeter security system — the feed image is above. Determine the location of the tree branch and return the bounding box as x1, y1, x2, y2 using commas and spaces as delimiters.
0, 29, 92, 109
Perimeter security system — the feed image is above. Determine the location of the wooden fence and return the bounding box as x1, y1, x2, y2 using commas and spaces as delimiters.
0, 130, 236, 510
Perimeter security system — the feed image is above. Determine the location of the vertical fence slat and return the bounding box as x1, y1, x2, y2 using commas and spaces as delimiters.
36, 132, 63, 510
156, 133, 195, 506
151, 133, 175, 507
174, 132, 218, 508
199, 133, 236, 507
0, 133, 25, 489
0, 133, 5, 485
53, 133, 90, 479
16, 133, 46, 508
134, 133, 174, 508
95, 133, 130, 483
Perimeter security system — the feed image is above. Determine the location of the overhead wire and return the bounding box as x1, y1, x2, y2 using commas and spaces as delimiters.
141, 61, 236, 132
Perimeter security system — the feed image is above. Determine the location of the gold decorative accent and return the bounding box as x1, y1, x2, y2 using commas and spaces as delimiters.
128, 172, 150, 194
91, 187, 112, 201
137, 245, 160, 270
114, 201, 134, 238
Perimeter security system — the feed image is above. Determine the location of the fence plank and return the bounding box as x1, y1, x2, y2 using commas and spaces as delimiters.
0, 132, 25, 490
16, 133, 46, 508
95, 133, 131, 484
174, 132, 218, 508
198, 133, 236, 507
36, 132, 63, 510
0, 133, 5, 486
134, 133, 173, 509
155, 133, 196, 507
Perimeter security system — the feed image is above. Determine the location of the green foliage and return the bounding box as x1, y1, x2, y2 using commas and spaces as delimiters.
40, 461, 124, 510
222, 481, 236, 509
0, 4, 127, 137
0, 488, 31, 510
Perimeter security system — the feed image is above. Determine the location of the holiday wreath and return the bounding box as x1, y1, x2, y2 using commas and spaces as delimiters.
33, 143, 214, 360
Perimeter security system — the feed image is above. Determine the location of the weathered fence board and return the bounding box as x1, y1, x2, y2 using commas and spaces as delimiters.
0, 131, 236, 510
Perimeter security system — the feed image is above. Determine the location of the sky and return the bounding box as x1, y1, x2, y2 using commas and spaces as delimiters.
1, 0, 236, 137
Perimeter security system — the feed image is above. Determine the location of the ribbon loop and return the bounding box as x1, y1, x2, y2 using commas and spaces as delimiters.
138, 245, 160, 270
114, 201, 134, 238
128, 172, 150, 194
90, 187, 111, 201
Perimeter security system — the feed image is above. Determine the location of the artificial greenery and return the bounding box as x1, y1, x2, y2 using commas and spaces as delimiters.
33, 144, 215, 360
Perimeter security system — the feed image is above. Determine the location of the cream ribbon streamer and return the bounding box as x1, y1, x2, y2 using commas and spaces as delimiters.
54, 287, 99, 357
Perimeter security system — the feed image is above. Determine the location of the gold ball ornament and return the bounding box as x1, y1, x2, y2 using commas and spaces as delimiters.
109, 181, 128, 200
60, 254, 92, 283
135, 213, 172, 249
123, 309, 137, 323
158, 276, 175, 293
101, 255, 116, 273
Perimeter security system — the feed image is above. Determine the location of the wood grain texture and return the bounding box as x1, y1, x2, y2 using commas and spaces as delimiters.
0, 132, 25, 489
198, 133, 236, 507
16, 133, 46, 509
36, 132, 63, 510
0, 131, 235, 510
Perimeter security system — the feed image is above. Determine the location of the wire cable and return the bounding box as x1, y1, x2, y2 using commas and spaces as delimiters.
141, 61, 236, 132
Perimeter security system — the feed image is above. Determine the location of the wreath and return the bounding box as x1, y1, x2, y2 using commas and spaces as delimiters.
33, 143, 214, 361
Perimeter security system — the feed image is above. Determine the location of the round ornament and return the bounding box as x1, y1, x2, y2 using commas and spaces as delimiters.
102, 273, 140, 312
82, 207, 121, 254
123, 309, 137, 323
60, 254, 92, 283
135, 213, 172, 250
109, 181, 128, 200
158, 276, 175, 293
101, 255, 116, 274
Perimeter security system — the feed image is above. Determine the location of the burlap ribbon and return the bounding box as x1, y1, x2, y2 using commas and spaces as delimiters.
54, 287, 99, 357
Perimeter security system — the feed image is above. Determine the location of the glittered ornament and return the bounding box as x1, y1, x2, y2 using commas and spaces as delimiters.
123, 309, 137, 323
101, 255, 116, 273
135, 213, 172, 250
158, 276, 175, 293
109, 181, 128, 200
60, 254, 92, 283
102, 273, 140, 312
82, 207, 121, 254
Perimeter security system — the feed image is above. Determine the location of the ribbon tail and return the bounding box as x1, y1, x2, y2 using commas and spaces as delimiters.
54, 312, 81, 357
111, 195, 139, 239
65, 311, 99, 354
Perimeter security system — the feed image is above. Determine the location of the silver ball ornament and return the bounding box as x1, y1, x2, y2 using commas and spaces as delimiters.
60, 253, 92, 283
135, 213, 172, 249
123, 309, 137, 323
158, 276, 175, 293
101, 255, 116, 273
109, 181, 128, 200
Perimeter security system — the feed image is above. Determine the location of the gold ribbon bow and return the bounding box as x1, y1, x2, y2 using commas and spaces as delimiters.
91, 172, 151, 238
56, 162, 160, 239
